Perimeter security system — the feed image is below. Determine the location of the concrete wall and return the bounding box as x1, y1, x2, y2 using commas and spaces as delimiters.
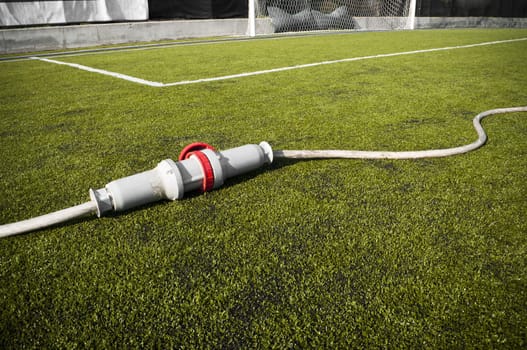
1, 17, 526, 54
0, 18, 273, 54
416, 17, 527, 29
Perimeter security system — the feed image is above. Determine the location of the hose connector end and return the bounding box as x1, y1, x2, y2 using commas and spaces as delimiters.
89, 188, 113, 217
259, 141, 274, 164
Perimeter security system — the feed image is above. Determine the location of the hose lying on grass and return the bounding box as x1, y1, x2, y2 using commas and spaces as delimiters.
273, 107, 527, 160
1, 106, 526, 239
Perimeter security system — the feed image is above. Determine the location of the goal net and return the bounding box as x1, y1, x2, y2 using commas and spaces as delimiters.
248, 0, 416, 35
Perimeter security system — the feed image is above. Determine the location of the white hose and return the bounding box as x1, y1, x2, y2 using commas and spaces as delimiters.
274, 107, 527, 159
0, 107, 525, 238
0, 201, 97, 239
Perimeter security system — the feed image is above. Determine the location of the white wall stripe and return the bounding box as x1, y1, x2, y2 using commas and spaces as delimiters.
33, 37, 527, 88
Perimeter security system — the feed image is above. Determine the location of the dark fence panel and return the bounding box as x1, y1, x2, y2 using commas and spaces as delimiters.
213, 0, 248, 18
417, 0, 527, 17
148, 0, 212, 19
149, 0, 247, 19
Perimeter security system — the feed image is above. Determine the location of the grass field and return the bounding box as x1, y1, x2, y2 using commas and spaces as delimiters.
1, 28, 526, 348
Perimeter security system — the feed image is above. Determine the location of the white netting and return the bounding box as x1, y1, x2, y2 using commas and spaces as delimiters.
255, 0, 414, 33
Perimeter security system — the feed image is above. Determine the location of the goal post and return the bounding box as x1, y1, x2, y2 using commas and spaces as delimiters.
247, 0, 417, 36
248, 0, 257, 36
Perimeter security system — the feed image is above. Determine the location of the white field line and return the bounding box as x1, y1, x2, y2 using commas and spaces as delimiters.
33, 37, 527, 87
31, 56, 164, 87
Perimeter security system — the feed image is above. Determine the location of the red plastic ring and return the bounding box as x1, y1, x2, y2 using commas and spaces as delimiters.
179, 142, 216, 161
190, 151, 215, 192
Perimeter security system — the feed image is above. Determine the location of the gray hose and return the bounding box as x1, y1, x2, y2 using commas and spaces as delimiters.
0, 201, 97, 239
274, 107, 527, 159
0, 107, 525, 238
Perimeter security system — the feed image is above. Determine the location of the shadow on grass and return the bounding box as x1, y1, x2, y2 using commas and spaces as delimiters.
169, 153, 313, 195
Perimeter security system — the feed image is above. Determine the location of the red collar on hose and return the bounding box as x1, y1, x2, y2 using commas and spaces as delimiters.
179, 142, 216, 192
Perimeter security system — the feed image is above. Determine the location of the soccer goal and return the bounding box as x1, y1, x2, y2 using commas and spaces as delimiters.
247, 0, 417, 36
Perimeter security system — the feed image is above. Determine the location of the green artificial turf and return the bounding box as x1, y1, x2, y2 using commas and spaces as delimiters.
1, 28, 526, 348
